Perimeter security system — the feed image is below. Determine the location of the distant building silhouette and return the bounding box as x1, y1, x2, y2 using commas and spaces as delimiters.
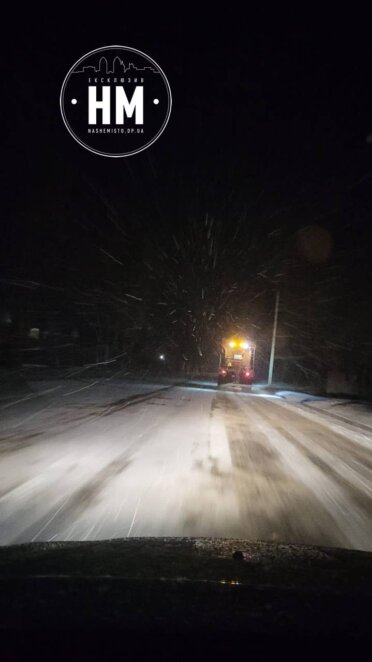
98, 57, 108, 74
113, 56, 125, 74
73, 56, 159, 76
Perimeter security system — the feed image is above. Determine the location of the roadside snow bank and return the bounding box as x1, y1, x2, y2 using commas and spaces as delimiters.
253, 384, 372, 431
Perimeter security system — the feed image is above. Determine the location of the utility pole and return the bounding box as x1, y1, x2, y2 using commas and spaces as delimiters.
268, 290, 280, 386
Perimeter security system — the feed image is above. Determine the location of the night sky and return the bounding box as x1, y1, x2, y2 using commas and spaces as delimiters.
3, 16, 372, 377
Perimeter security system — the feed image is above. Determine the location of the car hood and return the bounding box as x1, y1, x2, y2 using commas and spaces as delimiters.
0, 537, 372, 634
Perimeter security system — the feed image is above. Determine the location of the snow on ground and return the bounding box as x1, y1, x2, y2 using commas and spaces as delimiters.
0, 376, 175, 428
301, 398, 372, 429
254, 383, 372, 431
0, 378, 372, 551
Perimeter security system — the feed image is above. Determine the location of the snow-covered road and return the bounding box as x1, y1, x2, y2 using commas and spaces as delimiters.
1, 382, 372, 550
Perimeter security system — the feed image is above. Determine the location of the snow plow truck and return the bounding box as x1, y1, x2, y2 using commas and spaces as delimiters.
217, 336, 255, 386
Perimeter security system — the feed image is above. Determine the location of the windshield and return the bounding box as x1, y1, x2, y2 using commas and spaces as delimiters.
1, 19, 372, 555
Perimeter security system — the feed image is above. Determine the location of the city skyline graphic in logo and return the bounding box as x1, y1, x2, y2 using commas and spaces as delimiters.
60, 46, 172, 157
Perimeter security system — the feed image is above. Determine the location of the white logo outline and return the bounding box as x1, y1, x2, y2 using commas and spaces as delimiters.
60, 45, 172, 158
